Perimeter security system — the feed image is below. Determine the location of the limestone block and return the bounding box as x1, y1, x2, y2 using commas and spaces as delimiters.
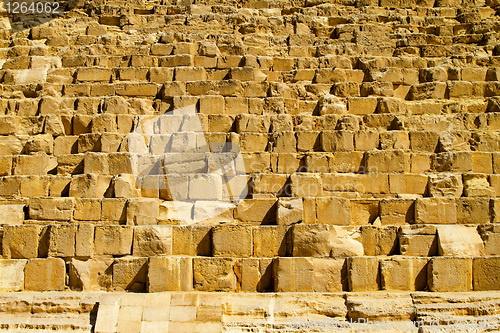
133, 226, 172, 257
329, 226, 364, 257
347, 257, 379, 292
235, 199, 277, 223
354, 130, 379, 151
415, 198, 457, 224
73, 198, 101, 222
69, 174, 112, 198
381, 257, 428, 293
252, 174, 287, 195
126, 198, 160, 225
213, 224, 253, 257
379, 131, 410, 150
76, 224, 94, 258
2, 225, 47, 259
428, 173, 463, 197
0, 136, 23, 155
25, 258, 66, 291
292, 224, 330, 257
274, 257, 314, 292
24, 134, 53, 154
116, 83, 158, 97
0, 204, 24, 225
0, 259, 27, 291
350, 199, 379, 225
312, 258, 346, 292
316, 197, 351, 225
473, 257, 500, 291
276, 198, 303, 225
463, 173, 495, 197
478, 225, 500, 255
253, 225, 287, 257
193, 257, 237, 291
57, 154, 84, 175
159, 201, 193, 224
399, 225, 438, 256
29, 197, 74, 221
199, 95, 224, 114
409, 82, 446, 100
0, 177, 21, 198
437, 225, 484, 256
101, 198, 127, 222
48, 224, 76, 258
456, 198, 490, 224
76, 68, 112, 82
149, 68, 174, 83
172, 225, 211, 256
239, 133, 268, 152
389, 174, 428, 195
321, 131, 354, 151
69, 258, 114, 291
347, 97, 378, 115
240, 258, 273, 292
94, 226, 133, 256
148, 257, 192, 292
290, 173, 322, 197
19, 175, 50, 198
13, 153, 57, 175
379, 199, 414, 225
113, 257, 148, 292
360, 226, 398, 256
0, 116, 17, 135
428, 257, 472, 292
114, 174, 141, 198
365, 149, 405, 173
188, 174, 222, 200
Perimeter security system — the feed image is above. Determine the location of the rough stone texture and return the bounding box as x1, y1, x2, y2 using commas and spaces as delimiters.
1, 0, 500, 328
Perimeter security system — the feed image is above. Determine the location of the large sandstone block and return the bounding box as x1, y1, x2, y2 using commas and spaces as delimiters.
69, 174, 112, 198
473, 257, 500, 291
113, 257, 148, 292
365, 149, 405, 173
360, 226, 398, 256
13, 153, 57, 175
273, 257, 314, 292
253, 226, 287, 257
148, 257, 192, 292
380, 257, 428, 291
350, 199, 379, 225
276, 198, 303, 225
94, 226, 133, 256
74, 199, 101, 221
212, 224, 253, 257
25, 258, 66, 291
193, 257, 237, 291
428, 257, 473, 292
69, 258, 114, 291
321, 131, 354, 151
347, 257, 379, 292
312, 258, 346, 292
456, 198, 491, 224
133, 226, 172, 257
126, 198, 160, 225
2, 225, 47, 259
0, 259, 27, 291
437, 225, 484, 256
478, 225, 500, 255
379, 199, 414, 225
172, 225, 211, 256
290, 173, 322, 197
0, 204, 24, 225
48, 224, 76, 258
399, 225, 438, 256
428, 173, 463, 197
29, 197, 74, 221
101, 198, 127, 222
240, 258, 273, 292
415, 198, 457, 224
235, 199, 277, 223
316, 197, 351, 225
463, 173, 495, 197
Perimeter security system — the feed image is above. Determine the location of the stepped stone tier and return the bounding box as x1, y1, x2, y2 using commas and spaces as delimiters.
0, 0, 500, 331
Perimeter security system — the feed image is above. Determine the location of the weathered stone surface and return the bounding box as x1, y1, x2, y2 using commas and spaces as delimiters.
380, 257, 428, 291
113, 257, 148, 292
193, 258, 237, 292
24, 258, 66, 291
0, 259, 27, 291
428, 257, 473, 292
133, 226, 172, 257
148, 257, 192, 292
473, 257, 500, 291
437, 225, 484, 256
212, 224, 253, 257
276, 198, 303, 225
347, 257, 379, 292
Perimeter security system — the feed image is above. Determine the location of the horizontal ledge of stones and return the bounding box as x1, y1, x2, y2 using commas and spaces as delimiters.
0, 256, 499, 293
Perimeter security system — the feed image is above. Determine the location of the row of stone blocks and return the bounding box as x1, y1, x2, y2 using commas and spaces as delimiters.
1, 221, 498, 259
1, 196, 500, 224
1, 255, 498, 293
